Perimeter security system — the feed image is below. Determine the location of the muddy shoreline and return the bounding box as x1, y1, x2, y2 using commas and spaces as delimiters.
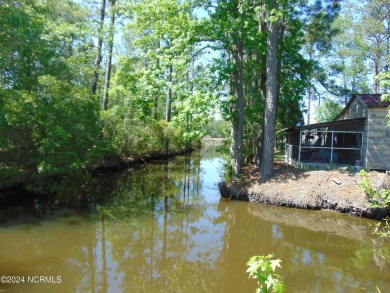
218, 164, 390, 220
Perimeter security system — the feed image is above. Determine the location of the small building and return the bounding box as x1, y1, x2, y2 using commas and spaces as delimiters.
283, 94, 390, 170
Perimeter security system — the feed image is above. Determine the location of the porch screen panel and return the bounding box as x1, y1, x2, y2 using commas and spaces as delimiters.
299, 131, 363, 165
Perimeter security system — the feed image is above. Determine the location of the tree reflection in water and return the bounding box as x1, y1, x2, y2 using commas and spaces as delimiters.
0, 143, 389, 293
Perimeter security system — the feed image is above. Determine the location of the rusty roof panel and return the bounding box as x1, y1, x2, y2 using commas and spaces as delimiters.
354, 94, 390, 107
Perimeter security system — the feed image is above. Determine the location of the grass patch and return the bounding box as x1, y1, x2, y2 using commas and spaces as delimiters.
274, 149, 285, 162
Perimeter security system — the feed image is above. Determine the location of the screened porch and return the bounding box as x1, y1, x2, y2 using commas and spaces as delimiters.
284, 119, 365, 168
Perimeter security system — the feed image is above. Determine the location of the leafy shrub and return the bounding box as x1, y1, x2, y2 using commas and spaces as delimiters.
246, 254, 286, 293
1, 76, 101, 191
0, 167, 26, 189
101, 102, 194, 157
357, 170, 390, 208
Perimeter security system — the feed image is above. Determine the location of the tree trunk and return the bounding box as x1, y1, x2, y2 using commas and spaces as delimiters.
154, 41, 161, 120
373, 54, 379, 94
230, 17, 245, 176
261, 2, 279, 181
164, 65, 173, 153
256, 6, 267, 169
165, 65, 173, 122
256, 123, 264, 168
307, 51, 312, 124
386, 14, 390, 93
102, 0, 116, 111
91, 0, 106, 96
245, 50, 254, 164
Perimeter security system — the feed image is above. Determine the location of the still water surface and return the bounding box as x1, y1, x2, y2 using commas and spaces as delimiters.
0, 143, 389, 293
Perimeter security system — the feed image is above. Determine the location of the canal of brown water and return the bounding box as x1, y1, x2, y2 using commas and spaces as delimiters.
0, 143, 389, 293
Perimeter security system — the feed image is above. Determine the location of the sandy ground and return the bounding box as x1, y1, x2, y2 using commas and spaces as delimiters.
219, 162, 390, 219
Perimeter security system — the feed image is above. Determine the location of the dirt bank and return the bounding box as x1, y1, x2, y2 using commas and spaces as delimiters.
218, 163, 390, 219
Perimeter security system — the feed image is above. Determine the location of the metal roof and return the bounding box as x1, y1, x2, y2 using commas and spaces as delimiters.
282, 118, 365, 133
352, 94, 389, 107
283, 94, 388, 133
335, 94, 389, 120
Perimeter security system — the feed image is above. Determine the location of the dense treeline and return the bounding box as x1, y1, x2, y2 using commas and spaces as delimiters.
1, 0, 103, 191
0, 0, 213, 192
1, 0, 388, 192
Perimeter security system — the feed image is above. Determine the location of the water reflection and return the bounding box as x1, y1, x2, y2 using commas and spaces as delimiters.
0, 143, 389, 293
217, 202, 390, 293
96, 157, 203, 219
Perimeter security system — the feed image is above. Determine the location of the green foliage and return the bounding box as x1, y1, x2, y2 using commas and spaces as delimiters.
0, 0, 206, 193
0, 0, 101, 192
274, 149, 284, 162
357, 170, 390, 208
370, 218, 390, 269
0, 0, 350, 192
102, 106, 161, 156
0, 167, 26, 189
320, 14, 371, 101
246, 254, 286, 293
377, 72, 390, 93
321, 0, 389, 98
314, 100, 343, 123
101, 103, 190, 157
1, 76, 101, 192
372, 217, 390, 241
113, 0, 212, 150
204, 119, 230, 138
377, 72, 390, 125
172, 92, 216, 142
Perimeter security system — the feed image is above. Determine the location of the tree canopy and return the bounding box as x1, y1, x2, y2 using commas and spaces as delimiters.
1, 0, 387, 190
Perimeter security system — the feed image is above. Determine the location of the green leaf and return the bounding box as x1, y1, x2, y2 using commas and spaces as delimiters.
270, 259, 282, 271
265, 274, 275, 289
